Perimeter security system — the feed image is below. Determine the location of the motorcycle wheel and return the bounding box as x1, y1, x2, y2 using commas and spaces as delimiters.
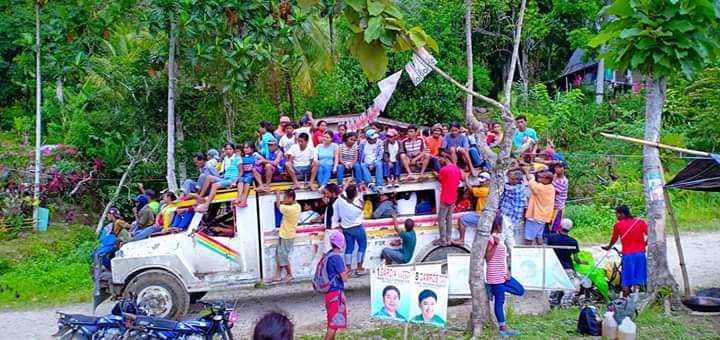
206, 330, 233, 340
60, 330, 91, 340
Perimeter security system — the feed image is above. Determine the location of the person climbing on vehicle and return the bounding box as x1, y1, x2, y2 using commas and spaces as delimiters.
547, 218, 587, 306
380, 218, 416, 265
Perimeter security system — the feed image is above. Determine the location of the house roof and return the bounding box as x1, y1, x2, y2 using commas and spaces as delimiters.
560, 48, 598, 77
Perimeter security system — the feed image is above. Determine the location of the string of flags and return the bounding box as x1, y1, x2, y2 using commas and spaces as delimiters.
346, 48, 437, 130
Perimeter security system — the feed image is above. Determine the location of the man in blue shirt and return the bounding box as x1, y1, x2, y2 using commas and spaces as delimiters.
512, 115, 538, 147
441, 122, 476, 174
381, 218, 417, 264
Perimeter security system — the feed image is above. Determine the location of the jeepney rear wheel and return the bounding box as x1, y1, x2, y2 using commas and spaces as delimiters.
422, 245, 470, 306
125, 270, 189, 320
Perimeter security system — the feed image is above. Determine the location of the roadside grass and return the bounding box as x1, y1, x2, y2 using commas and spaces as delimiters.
301, 305, 720, 339
0, 224, 95, 309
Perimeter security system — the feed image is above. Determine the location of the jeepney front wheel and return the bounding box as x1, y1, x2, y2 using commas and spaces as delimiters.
125, 270, 189, 320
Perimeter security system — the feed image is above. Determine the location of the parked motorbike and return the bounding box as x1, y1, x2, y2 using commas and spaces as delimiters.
124, 300, 237, 340
53, 297, 141, 340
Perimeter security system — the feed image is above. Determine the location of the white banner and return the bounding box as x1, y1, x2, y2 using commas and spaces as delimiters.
405, 47, 437, 86
373, 70, 403, 111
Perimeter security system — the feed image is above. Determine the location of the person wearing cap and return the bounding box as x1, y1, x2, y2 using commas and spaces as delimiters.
382, 128, 402, 187
524, 169, 556, 245
547, 218, 587, 305
357, 129, 385, 191
399, 124, 431, 180
454, 172, 491, 245
130, 194, 155, 240
182, 152, 220, 196
105, 208, 130, 245
275, 115, 292, 138
549, 162, 568, 234
254, 137, 285, 192
324, 231, 349, 339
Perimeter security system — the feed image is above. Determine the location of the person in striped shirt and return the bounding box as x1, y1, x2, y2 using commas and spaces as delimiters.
549, 163, 568, 234
337, 132, 361, 186
399, 125, 431, 180
485, 215, 524, 337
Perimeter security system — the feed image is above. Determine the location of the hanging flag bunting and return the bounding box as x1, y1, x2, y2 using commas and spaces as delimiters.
405, 47, 437, 86
373, 70, 403, 112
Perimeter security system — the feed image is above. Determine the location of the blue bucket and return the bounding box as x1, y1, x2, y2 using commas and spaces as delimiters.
36, 207, 49, 232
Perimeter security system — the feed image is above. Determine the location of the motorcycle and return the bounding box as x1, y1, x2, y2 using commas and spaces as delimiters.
124, 300, 237, 340
53, 297, 141, 340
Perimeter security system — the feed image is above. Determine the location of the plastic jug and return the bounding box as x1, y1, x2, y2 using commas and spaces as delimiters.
617, 317, 636, 340
602, 311, 618, 339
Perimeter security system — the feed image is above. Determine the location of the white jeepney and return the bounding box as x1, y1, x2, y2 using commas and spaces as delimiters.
97, 181, 476, 319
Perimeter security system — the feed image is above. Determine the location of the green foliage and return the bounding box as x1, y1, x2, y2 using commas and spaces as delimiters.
0, 224, 96, 308
590, 0, 720, 79
664, 67, 720, 151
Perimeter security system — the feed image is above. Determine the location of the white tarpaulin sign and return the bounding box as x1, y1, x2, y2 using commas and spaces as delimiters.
446, 253, 471, 296
512, 247, 574, 290
405, 47, 437, 86
373, 70, 402, 111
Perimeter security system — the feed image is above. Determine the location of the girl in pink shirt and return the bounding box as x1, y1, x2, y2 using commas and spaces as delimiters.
485, 215, 524, 337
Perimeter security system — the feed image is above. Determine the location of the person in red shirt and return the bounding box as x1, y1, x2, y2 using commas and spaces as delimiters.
433, 153, 462, 246
602, 205, 648, 296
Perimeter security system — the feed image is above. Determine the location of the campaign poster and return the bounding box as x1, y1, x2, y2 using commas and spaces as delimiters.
512, 247, 574, 290
408, 271, 449, 328
371, 266, 414, 323
446, 253, 471, 296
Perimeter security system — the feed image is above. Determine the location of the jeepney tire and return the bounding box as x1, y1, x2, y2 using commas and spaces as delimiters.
189, 291, 207, 303
125, 270, 189, 320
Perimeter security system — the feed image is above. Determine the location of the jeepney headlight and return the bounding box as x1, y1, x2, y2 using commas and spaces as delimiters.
115, 250, 124, 258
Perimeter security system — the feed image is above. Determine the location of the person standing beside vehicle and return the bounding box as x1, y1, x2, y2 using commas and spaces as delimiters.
500, 169, 527, 251
332, 184, 368, 275
524, 170, 555, 245
270, 189, 301, 284
485, 215, 524, 337
547, 218, 587, 305
433, 153, 462, 246
602, 205, 648, 297
324, 232, 349, 340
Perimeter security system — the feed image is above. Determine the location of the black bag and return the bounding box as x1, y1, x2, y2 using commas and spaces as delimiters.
577, 306, 601, 336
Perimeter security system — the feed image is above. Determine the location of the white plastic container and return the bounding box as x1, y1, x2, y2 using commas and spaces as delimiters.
618, 317, 637, 340
602, 311, 618, 339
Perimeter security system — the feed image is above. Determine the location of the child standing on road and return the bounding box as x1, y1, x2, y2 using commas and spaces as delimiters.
271, 189, 301, 284
325, 232, 349, 340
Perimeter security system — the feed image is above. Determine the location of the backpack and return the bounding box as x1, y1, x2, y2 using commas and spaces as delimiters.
577, 305, 601, 336
312, 251, 341, 293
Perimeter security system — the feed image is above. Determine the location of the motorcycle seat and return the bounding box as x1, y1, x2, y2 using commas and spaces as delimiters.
134, 315, 183, 330
61, 313, 99, 325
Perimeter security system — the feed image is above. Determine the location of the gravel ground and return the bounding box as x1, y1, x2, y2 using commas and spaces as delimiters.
1, 231, 719, 339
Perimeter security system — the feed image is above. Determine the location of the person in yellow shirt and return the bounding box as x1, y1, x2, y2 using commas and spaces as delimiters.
524, 170, 555, 245
453, 172, 491, 245
270, 189, 301, 284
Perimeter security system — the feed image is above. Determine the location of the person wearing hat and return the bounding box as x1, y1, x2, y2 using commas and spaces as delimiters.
274, 115, 292, 138
454, 172, 492, 245
131, 194, 155, 239
382, 128, 402, 187
254, 137, 285, 192
106, 208, 130, 245
547, 218, 587, 305
357, 129, 385, 191
523, 169, 555, 245
324, 231, 349, 340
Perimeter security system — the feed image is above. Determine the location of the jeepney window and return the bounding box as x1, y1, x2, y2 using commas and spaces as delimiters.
201, 202, 235, 237
296, 198, 324, 225
363, 190, 436, 220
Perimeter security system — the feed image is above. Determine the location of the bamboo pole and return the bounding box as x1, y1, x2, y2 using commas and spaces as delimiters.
663, 188, 691, 297
600, 132, 711, 157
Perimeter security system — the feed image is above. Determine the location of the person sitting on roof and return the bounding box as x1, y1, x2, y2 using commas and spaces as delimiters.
310, 130, 339, 191
286, 132, 316, 190
358, 129, 385, 192
337, 132, 360, 186
425, 124, 444, 172
442, 122, 476, 176
130, 194, 155, 240
312, 120, 328, 146
257, 121, 276, 159
207, 148, 220, 172
400, 124, 431, 180
254, 138, 284, 192
279, 122, 297, 152
234, 143, 263, 208
275, 115, 291, 139
383, 128, 402, 188
197, 143, 241, 205
182, 152, 220, 196
134, 191, 177, 240
295, 112, 315, 148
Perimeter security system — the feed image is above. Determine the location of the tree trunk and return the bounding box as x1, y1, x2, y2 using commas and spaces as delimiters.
464, 0, 474, 123
284, 70, 296, 121
519, 41, 529, 105
643, 76, 678, 292
96, 159, 138, 234
329, 14, 336, 63
595, 57, 605, 104
33, 1, 42, 223
166, 10, 178, 193
223, 92, 236, 143
176, 110, 187, 184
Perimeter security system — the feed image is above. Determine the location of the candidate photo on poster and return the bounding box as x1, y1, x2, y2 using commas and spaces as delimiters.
372, 285, 408, 322
409, 289, 446, 327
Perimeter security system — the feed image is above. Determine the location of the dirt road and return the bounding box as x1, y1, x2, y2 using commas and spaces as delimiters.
2, 231, 718, 339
